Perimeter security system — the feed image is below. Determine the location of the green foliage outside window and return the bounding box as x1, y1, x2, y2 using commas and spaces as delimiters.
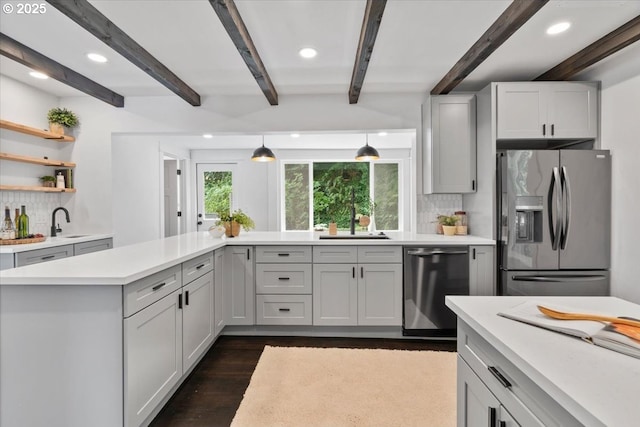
204, 171, 232, 219
284, 164, 310, 230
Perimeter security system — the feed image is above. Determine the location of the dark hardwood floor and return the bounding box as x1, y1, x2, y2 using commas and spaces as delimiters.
150, 335, 457, 427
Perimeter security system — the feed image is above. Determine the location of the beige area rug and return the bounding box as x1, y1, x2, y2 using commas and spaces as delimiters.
231, 346, 457, 427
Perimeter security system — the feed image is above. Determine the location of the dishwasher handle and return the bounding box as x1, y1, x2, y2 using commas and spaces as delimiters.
407, 249, 468, 256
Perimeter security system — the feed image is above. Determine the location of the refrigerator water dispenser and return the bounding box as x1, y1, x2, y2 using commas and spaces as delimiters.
515, 196, 542, 243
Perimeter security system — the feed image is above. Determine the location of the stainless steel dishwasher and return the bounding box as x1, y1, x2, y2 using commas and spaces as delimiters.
403, 246, 469, 337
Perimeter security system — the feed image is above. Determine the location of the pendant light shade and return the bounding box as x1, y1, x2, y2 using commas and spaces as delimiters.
251, 136, 276, 162
355, 135, 380, 161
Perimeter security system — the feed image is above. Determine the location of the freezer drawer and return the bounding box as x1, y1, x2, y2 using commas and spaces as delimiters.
502, 270, 609, 296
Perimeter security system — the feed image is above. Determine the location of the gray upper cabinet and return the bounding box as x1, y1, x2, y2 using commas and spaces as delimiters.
496, 82, 598, 140
424, 94, 477, 194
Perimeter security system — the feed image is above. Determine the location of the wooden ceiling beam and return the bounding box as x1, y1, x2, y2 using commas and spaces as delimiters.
431, 0, 549, 95
349, 0, 387, 104
536, 15, 640, 81
47, 0, 201, 106
0, 33, 125, 107
209, 0, 278, 106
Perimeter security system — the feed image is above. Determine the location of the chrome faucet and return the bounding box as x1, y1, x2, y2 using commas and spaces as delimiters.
51, 207, 70, 237
350, 188, 356, 235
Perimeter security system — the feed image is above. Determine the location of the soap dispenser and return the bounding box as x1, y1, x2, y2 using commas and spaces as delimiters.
56, 172, 65, 189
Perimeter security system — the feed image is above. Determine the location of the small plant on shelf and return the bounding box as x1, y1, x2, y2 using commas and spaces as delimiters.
438, 214, 459, 236
47, 108, 79, 135
39, 175, 56, 188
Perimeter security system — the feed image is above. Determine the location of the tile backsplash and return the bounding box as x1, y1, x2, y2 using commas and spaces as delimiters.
0, 191, 65, 236
416, 194, 462, 234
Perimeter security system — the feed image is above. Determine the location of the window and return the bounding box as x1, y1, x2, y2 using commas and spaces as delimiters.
196, 164, 235, 231
282, 161, 400, 231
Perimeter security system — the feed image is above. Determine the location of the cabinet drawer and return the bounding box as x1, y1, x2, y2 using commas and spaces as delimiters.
124, 265, 182, 317
15, 244, 74, 267
74, 238, 113, 256
182, 252, 214, 284
357, 246, 402, 263
256, 295, 312, 325
313, 246, 357, 263
256, 264, 312, 294
458, 322, 576, 426
256, 246, 312, 263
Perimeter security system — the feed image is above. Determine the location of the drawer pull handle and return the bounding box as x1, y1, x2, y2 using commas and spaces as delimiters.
277, 253, 290, 257
488, 366, 512, 388
278, 277, 290, 281
41, 255, 55, 260
152, 282, 166, 292
195, 263, 205, 270
279, 308, 291, 312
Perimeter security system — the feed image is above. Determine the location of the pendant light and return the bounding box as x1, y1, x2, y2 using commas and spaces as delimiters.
355, 134, 379, 161
251, 136, 276, 162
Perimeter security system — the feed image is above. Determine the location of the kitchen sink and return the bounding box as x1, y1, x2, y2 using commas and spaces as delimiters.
319, 233, 390, 240
60, 234, 89, 239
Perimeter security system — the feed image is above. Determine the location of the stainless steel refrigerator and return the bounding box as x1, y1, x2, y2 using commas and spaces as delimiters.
497, 150, 611, 296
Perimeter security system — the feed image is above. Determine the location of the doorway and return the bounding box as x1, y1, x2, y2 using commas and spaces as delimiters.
163, 156, 185, 237
196, 163, 237, 231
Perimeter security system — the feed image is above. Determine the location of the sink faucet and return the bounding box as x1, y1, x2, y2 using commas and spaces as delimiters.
51, 207, 70, 237
350, 188, 356, 235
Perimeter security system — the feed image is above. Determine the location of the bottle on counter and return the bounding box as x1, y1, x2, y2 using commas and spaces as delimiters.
14, 208, 20, 231
18, 205, 29, 239
2, 206, 16, 240
56, 172, 65, 189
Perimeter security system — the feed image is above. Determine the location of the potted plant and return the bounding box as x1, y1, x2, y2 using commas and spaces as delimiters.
215, 209, 255, 237
438, 215, 458, 236
47, 107, 79, 136
39, 175, 56, 188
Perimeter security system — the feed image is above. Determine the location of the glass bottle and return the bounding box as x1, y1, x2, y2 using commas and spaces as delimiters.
18, 205, 29, 239
14, 208, 20, 231
3, 206, 15, 239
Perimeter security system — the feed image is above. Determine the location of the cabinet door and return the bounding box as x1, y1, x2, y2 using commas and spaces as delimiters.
182, 272, 214, 373
224, 246, 255, 325
214, 248, 225, 336
547, 82, 598, 139
457, 356, 502, 427
74, 238, 113, 256
358, 264, 402, 326
428, 94, 477, 193
496, 83, 546, 139
313, 264, 357, 326
469, 246, 495, 296
124, 291, 182, 427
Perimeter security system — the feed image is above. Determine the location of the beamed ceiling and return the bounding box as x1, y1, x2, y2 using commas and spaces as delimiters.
0, 0, 639, 107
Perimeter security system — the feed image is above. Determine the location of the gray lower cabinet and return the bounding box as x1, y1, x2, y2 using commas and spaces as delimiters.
313, 246, 402, 326
74, 238, 113, 256
469, 245, 494, 296
182, 271, 215, 372
15, 244, 74, 267
224, 246, 255, 325
255, 246, 312, 325
214, 248, 225, 336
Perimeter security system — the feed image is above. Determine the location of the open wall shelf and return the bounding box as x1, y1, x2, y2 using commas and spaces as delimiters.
0, 119, 75, 142
0, 185, 76, 193
0, 152, 76, 167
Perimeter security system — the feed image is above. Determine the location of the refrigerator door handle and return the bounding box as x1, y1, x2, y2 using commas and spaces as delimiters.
560, 166, 571, 250
548, 167, 562, 250
511, 275, 607, 282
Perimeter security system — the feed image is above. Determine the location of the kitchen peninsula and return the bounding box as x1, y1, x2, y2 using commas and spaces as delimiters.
0, 231, 493, 427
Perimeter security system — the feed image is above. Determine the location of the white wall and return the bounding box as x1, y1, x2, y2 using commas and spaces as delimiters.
578, 44, 640, 304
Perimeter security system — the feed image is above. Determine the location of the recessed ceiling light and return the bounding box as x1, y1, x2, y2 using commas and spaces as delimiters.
87, 53, 108, 63
546, 22, 571, 35
299, 48, 317, 59
202, 134, 213, 139
29, 71, 48, 79
378, 132, 388, 137
291, 133, 300, 138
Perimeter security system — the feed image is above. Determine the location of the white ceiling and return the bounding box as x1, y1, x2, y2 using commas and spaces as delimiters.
0, 0, 639, 101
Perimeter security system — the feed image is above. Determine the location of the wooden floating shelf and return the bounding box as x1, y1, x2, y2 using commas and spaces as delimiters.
0, 119, 75, 142
0, 152, 76, 167
0, 185, 76, 193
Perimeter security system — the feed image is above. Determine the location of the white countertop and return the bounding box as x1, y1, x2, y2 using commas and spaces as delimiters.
0, 234, 113, 253
446, 296, 640, 427
0, 231, 494, 286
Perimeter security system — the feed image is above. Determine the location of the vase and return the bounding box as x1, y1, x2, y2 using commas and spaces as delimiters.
328, 222, 337, 235
224, 221, 241, 237
442, 225, 457, 236
49, 122, 64, 136
42, 181, 55, 188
